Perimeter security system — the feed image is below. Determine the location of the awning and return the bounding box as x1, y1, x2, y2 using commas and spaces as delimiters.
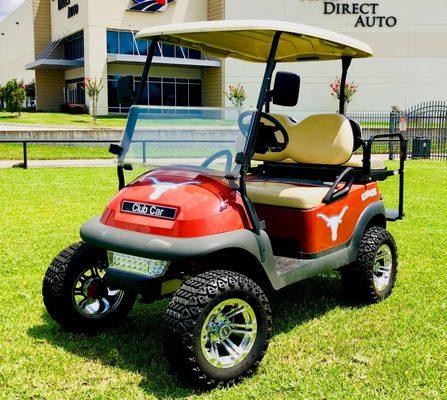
25, 59, 84, 71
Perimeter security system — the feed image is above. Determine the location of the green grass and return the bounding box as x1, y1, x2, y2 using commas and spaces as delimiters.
0, 144, 113, 160
0, 111, 237, 129
0, 162, 446, 399
0, 111, 127, 128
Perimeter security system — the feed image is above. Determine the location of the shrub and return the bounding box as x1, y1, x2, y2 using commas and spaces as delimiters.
2, 79, 26, 116
225, 84, 247, 112
330, 78, 359, 111
60, 103, 87, 114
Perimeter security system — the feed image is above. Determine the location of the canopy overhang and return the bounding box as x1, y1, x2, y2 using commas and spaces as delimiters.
136, 20, 373, 63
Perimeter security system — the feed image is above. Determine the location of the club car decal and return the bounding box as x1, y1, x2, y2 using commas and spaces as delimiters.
121, 201, 178, 220
317, 206, 349, 242
149, 178, 199, 201
128, 0, 176, 13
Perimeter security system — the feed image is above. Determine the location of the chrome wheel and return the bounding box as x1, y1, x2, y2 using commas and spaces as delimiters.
373, 244, 393, 292
72, 265, 125, 319
200, 298, 258, 369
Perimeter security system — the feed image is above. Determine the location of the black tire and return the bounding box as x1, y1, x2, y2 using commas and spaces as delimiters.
164, 270, 272, 388
341, 226, 398, 304
42, 242, 137, 332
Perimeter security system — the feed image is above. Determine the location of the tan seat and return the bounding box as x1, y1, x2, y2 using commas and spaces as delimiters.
255, 113, 354, 165
247, 181, 329, 209
343, 154, 386, 170
248, 114, 363, 209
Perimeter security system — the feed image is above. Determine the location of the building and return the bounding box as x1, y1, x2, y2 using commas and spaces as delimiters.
0, 0, 446, 117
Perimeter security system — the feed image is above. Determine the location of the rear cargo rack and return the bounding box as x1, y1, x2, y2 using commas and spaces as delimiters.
363, 134, 407, 221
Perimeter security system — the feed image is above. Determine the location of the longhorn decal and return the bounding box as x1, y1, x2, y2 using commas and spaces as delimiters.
149, 178, 199, 200
317, 206, 349, 242
128, 0, 176, 13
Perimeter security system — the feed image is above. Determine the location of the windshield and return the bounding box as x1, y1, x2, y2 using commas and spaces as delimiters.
119, 106, 252, 178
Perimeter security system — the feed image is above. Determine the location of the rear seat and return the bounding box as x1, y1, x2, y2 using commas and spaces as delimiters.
342, 154, 386, 170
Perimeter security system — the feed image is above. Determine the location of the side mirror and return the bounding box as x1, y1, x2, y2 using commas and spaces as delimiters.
117, 75, 134, 105
271, 72, 300, 107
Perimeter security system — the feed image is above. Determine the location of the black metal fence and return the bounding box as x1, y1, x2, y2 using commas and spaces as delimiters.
348, 101, 447, 161
1, 102, 446, 168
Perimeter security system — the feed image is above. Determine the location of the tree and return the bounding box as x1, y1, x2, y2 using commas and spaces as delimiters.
0, 86, 4, 110
2, 79, 26, 116
84, 77, 103, 122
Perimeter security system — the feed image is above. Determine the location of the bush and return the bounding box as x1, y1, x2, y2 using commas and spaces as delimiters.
60, 103, 87, 114
2, 79, 26, 116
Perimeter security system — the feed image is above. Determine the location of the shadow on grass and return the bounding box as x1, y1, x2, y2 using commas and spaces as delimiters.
28, 273, 348, 398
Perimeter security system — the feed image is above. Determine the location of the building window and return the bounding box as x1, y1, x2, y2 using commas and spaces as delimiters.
119, 31, 134, 55
108, 75, 202, 113
64, 78, 86, 104
106, 30, 203, 60
107, 30, 118, 54
64, 31, 84, 60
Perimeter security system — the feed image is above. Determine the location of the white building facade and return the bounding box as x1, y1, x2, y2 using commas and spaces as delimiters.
0, 0, 445, 116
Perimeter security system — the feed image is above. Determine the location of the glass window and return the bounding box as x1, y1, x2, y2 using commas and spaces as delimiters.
162, 44, 175, 58
107, 31, 118, 54
147, 41, 162, 57
135, 38, 147, 56
188, 49, 202, 60
175, 46, 186, 59
64, 32, 84, 60
189, 83, 202, 107
176, 82, 188, 106
134, 79, 149, 105
108, 80, 118, 108
149, 82, 162, 106
163, 80, 176, 106
119, 31, 134, 55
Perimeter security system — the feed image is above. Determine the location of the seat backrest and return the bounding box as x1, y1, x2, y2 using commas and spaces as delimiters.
254, 113, 354, 166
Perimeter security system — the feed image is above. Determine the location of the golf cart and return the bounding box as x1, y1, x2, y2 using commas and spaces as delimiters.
43, 20, 406, 387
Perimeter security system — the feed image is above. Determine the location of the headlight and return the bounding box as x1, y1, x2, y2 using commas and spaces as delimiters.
107, 251, 169, 278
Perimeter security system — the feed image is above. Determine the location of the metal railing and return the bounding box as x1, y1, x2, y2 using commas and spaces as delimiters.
0, 140, 119, 169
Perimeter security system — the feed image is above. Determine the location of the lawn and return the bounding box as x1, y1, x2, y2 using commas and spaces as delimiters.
0, 111, 238, 129
0, 162, 446, 399
0, 144, 114, 160
0, 111, 127, 128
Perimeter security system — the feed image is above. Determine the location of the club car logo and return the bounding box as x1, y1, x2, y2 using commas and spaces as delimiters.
121, 201, 178, 220
128, 0, 176, 13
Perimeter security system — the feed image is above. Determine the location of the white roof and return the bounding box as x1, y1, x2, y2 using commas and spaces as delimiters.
136, 20, 373, 63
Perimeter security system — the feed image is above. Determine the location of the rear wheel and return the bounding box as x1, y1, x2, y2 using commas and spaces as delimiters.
42, 242, 137, 331
341, 226, 398, 303
164, 270, 272, 387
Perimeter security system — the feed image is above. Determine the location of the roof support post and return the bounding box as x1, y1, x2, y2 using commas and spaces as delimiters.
339, 57, 352, 115
239, 31, 282, 235
135, 37, 160, 105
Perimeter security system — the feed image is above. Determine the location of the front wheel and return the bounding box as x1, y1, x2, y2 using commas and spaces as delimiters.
164, 270, 272, 387
42, 242, 137, 331
341, 226, 398, 303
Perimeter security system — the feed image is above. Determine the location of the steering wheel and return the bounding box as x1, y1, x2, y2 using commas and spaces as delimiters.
201, 149, 233, 173
238, 111, 289, 153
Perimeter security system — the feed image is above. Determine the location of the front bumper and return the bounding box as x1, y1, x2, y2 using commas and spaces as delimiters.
80, 217, 263, 262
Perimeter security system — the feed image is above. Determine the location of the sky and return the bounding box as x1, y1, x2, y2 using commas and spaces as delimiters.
0, 0, 25, 22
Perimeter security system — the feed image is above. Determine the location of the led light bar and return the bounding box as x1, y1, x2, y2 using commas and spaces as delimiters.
108, 251, 169, 278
